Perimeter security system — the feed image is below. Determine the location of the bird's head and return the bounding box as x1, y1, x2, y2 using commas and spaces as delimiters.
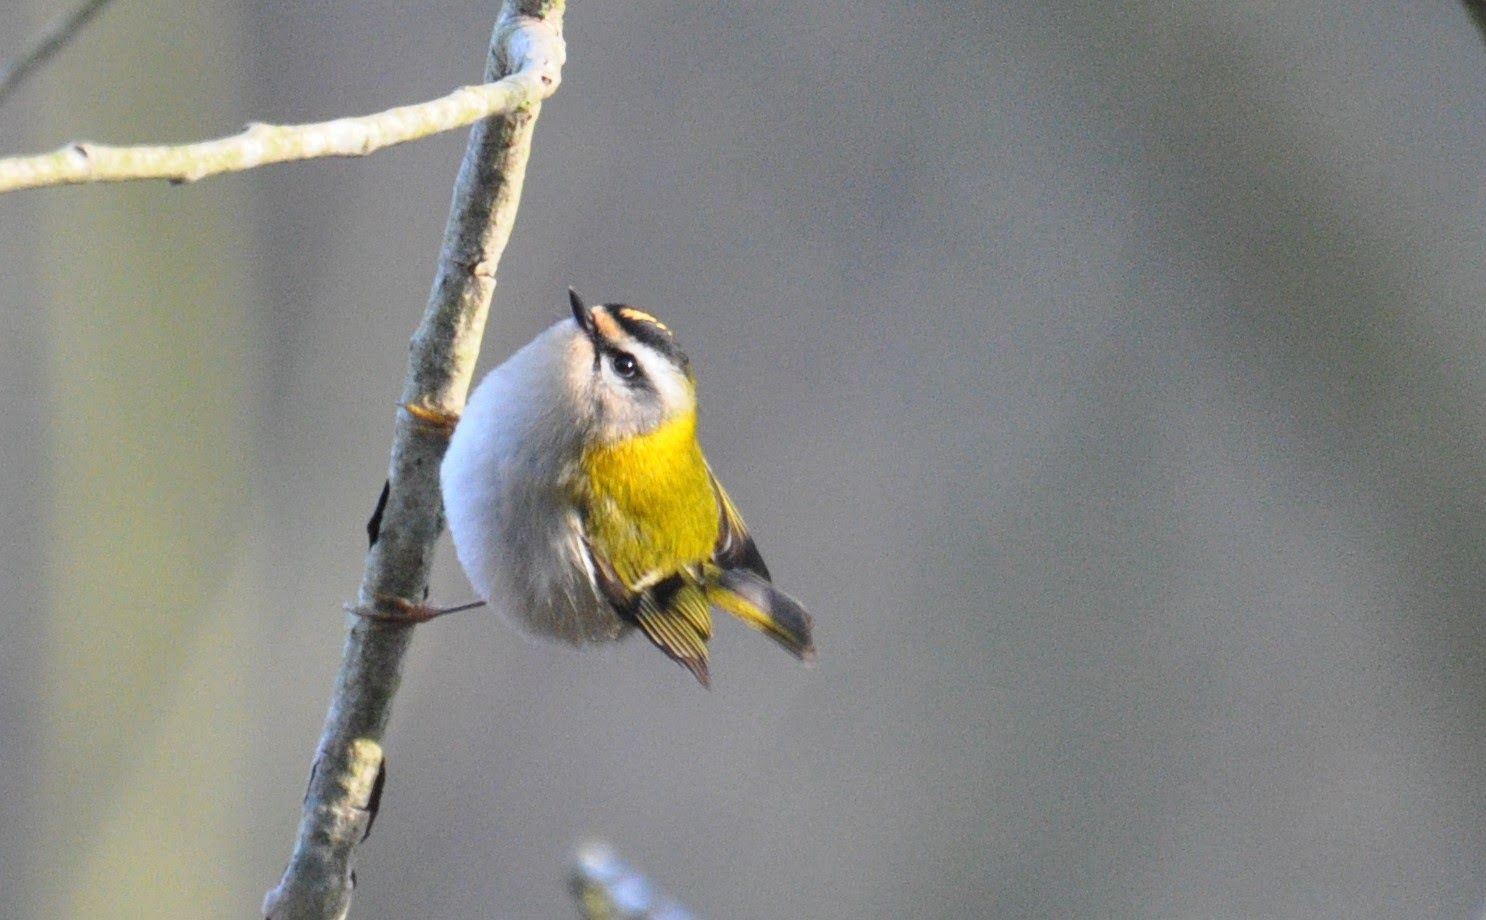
562, 288, 696, 442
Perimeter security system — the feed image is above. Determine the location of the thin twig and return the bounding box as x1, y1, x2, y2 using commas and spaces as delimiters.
261, 2, 564, 918
0, 0, 119, 108
572, 843, 697, 920
0, 17, 560, 195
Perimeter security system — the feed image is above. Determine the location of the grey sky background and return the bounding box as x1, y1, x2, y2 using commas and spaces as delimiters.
3, 2, 1486, 917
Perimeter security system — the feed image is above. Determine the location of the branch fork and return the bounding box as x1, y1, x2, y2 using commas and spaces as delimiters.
0, 2, 564, 194
262, 2, 565, 917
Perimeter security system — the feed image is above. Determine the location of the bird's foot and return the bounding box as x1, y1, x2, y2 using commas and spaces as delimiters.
401, 402, 460, 435
346, 593, 485, 625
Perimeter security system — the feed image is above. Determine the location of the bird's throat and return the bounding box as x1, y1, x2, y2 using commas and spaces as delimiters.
579, 410, 719, 585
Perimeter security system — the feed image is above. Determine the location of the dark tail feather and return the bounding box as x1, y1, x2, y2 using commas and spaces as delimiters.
710, 569, 816, 663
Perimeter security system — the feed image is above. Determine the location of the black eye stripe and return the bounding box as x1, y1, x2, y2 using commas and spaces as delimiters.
606, 305, 689, 368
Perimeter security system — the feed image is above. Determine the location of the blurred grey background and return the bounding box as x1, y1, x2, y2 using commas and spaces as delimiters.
2, 1, 1486, 917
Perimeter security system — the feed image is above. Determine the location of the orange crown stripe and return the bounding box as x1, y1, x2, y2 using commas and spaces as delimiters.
617, 307, 670, 333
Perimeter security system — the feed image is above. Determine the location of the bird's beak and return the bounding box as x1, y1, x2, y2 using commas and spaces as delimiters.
569, 287, 596, 336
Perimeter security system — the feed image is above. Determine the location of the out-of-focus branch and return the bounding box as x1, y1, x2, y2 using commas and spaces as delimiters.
0, 0, 119, 108
0, 7, 561, 194
1465, 0, 1486, 44
261, 2, 564, 918
572, 843, 696, 920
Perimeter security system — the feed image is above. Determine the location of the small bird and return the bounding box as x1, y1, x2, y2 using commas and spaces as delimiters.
438, 289, 815, 685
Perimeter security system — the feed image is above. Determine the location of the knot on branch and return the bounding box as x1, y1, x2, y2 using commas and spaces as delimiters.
493, 9, 566, 95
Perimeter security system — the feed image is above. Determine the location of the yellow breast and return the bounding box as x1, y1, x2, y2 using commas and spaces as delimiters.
579, 410, 720, 587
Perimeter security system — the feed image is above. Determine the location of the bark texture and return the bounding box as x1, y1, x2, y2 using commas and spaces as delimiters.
262, 3, 565, 917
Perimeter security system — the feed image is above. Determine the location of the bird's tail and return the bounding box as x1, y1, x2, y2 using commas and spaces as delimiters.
709, 569, 816, 663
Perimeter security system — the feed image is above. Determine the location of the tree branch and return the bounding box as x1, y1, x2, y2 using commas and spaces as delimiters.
0, 0, 120, 108
262, 2, 564, 918
571, 843, 696, 920
0, 6, 562, 195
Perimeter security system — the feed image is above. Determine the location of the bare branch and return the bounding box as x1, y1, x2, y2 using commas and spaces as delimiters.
261, 2, 565, 917
0, 5, 563, 195
571, 843, 697, 920
0, 0, 120, 108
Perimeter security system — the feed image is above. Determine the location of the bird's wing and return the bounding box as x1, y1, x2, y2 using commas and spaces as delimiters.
581, 534, 714, 687
707, 466, 771, 580
632, 574, 714, 686
702, 468, 815, 662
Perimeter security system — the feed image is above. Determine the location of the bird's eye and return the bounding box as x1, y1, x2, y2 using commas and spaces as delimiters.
612, 352, 640, 379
